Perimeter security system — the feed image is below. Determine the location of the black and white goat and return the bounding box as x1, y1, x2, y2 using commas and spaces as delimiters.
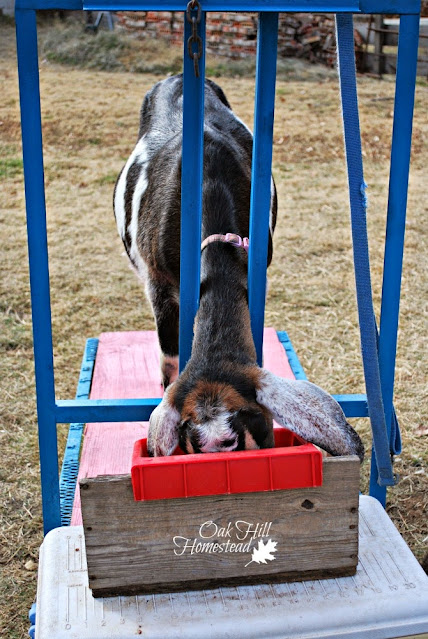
114, 75, 364, 461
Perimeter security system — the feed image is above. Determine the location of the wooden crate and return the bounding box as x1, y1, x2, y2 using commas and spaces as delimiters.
80, 456, 360, 598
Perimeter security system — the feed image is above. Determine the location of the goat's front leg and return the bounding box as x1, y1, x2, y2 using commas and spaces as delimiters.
147, 279, 179, 388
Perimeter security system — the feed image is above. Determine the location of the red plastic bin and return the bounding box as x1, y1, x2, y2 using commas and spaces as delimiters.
131, 428, 323, 501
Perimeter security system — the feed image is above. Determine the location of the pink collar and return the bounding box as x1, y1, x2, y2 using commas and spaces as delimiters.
201, 233, 249, 253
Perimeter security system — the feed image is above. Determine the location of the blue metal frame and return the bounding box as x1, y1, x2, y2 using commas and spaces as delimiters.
16, 8, 60, 535
179, 8, 206, 370
248, 11, 279, 366
15, 1, 421, 533
15, 0, 422, 12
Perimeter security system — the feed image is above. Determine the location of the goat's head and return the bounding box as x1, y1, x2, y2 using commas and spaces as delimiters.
147, 367, 364, 461
148, 378, 273, 456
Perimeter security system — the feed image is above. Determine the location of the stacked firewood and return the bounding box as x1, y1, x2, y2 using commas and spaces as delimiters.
278, 13, 363, 67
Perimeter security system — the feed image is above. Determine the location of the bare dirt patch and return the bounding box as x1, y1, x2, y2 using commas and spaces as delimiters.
1, 18, 427, 639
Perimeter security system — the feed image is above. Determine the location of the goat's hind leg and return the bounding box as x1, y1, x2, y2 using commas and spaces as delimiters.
147, 279, 179, 389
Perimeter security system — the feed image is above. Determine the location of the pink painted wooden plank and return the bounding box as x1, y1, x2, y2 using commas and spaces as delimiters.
71, 329, 295, 525
90, 331, 164, 399
262, 327, 295, 379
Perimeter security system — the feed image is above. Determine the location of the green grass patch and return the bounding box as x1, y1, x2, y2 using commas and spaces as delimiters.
96, 173, 118, 185
41, 27, 129, 71
0, 158, 23, 179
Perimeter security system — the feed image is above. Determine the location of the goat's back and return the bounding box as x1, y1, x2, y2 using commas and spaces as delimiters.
114, 74, 275, 285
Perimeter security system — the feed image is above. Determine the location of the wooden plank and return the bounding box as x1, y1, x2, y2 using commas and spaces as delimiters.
80, 456, 360, 597
261, 328, 295, 379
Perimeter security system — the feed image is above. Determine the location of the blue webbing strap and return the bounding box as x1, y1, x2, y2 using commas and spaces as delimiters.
335, 14, 400, 487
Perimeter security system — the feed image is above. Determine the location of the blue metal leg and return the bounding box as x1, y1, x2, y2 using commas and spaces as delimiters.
370, 14, 420, 503
248, 12, 279, 366
16, 9, 61, 534
179, 8, 206, 372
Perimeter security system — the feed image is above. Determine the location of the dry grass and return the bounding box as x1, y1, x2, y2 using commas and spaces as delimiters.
1, 18, 427, 638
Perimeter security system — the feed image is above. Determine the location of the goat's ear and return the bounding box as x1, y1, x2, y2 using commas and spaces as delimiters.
256, 369, 364, 461
147, 384, 181, 456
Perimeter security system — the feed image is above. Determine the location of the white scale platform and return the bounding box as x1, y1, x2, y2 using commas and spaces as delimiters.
35, 496, 428, 639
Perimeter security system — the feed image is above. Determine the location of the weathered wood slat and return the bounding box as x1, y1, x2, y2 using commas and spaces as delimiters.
80, 456, 360, 597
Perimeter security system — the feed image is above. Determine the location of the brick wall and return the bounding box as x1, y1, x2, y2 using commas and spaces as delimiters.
116, 11, 258, 58
116, 11, 340, 64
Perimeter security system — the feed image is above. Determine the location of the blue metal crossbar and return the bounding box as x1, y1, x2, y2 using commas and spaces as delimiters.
15, 0, 422, 12
55, 398, 160, 422
15, 2, 421, 533
55, 395, 368, 422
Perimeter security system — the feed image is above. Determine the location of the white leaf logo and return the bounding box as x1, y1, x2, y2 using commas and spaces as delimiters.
245, 538, 277, 567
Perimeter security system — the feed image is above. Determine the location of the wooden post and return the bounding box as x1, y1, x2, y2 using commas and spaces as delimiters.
374, 14, 385, 76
